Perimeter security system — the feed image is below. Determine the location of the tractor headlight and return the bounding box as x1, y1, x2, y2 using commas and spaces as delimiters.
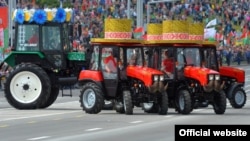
208, 75, 214, 81
159, 75, 164, 81
215, 75, 220, 80
154, 75, 158, 81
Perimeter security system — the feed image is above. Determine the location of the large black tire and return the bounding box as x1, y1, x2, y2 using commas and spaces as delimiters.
123, 90, 133, 115
175, 90, 192, 114
229, 87, 246, 109
213, 90, 227, 114
158, 91, 168, 115
142, 103, 159, 113
80, 82, 104, 114
39, 86, 60, 108
4, 63, 51, 109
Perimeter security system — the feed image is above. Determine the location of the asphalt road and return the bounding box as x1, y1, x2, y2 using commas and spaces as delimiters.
0, 65, 250, 141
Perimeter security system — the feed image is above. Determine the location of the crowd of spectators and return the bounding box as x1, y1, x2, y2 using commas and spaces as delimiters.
8, 0, 250, 65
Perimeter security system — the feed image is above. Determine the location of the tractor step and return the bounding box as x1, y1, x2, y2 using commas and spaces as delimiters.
61, 86, 73, 97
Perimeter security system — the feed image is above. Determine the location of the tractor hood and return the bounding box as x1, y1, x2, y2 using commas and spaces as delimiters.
184, 66, 219, 85
126, 66, 163, 87
219, 66, 245, 83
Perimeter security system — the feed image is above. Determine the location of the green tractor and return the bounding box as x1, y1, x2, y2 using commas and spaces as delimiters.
3, 8, 91, 109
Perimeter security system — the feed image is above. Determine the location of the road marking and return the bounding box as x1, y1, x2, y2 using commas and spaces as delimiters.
27, 121, 37, 124
0, 111, 79, 122
27, 136, 50, 140
53, 118, 62, 121
0, 125, 8, 128
130, 121, 143, 124
85, 128, 102, 131
75, 115, 84, 118
164, 115, 174, 118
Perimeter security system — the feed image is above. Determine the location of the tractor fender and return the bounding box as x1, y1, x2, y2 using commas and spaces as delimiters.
226, 83, 244, 99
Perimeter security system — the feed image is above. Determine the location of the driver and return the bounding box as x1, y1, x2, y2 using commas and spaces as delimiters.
161, 50, 174, 78
104, 49, 117, 73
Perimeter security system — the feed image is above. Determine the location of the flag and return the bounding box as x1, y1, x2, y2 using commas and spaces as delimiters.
204, 27, 216, 40
241, 31, 250, 45
133, 27, 144, 39
206, 19, 217, 28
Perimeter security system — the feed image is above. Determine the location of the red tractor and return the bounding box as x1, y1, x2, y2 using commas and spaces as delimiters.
143, 40, 227, 115
202, 42, 246, 108
78, 39, 168, 115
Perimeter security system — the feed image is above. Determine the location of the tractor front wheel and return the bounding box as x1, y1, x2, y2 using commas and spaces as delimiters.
158, 91, 168, 115
80, 82, 104, 114
123, 90, 133, 115
175, 90, 192, 114
229, 87, 246, 109
213, 90, 226, 114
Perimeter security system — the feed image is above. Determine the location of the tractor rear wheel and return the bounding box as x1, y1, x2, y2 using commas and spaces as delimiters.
4, 63, 51, 109
175, 90, 192, 114
229, 87, 246, 108
123, 90, 133, 115
80, 82, 104, 114
39, 86, 59, 108
213, 90, 226, 114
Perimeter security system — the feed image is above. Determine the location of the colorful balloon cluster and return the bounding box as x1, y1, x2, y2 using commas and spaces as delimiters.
13, 8, 72, 24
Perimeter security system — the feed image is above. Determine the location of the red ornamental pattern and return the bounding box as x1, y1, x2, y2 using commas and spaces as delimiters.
105, 32, 132, 39
147, 35, 162, 40
163, 33, 189, 40
189, 35, 204, 40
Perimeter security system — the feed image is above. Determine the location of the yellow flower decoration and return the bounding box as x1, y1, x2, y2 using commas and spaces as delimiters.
24, 11, 31, 22
66, 12, 71, 22
47, 11, 53, 21
65, 8, 72, 22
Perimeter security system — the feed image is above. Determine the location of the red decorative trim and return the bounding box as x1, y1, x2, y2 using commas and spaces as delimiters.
146, 35, 162, 40
105, 32, 132, 39
162, 33, 189, 40
189, 35, 204, 40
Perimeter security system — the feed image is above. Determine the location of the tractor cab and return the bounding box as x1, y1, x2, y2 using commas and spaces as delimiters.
7, 21, 86, 72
